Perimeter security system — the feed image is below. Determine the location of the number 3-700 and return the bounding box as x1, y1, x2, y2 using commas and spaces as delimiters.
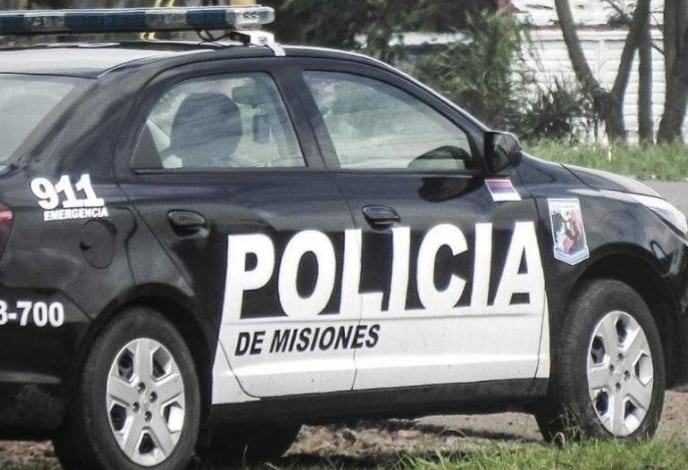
0, 301, 65, 328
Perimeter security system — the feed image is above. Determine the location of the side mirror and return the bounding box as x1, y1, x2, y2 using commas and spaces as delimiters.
407, 145, 470, 171
484, 131, 522, 174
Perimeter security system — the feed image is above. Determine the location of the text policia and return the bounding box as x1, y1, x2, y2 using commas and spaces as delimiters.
225, 221, 545, 356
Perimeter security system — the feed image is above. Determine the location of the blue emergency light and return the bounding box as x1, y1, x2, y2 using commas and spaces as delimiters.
0, 6, 275, 35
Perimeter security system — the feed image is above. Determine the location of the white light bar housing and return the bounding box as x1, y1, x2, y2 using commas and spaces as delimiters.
0, 6, 275, 35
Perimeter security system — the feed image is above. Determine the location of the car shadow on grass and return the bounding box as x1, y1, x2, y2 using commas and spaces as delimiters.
199, 419, 542, 469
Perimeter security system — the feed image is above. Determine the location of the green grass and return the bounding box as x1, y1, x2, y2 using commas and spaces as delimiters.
267, 439, 688, 470
397, 439, 688, 470
523, 141, 688, 181
4, 440, 688, 469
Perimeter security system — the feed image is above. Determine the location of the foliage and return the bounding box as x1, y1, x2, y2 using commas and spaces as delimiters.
267, 3, 599, 142
413, 10, 529, 130
401, 439, 688, 470
263, 0, 497, 62
518, 78, 597, 143
410, 10, 600, 141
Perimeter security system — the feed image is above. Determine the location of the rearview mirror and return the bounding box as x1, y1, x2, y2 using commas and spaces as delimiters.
484, 131, 522, 174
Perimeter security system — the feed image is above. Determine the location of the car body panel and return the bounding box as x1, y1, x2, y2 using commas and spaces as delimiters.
0, 42, 685, 437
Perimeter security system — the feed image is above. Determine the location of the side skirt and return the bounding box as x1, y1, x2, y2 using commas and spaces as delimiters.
211, 378, 548, 426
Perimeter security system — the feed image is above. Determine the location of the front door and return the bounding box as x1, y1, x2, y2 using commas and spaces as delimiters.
300, 66, 547, 391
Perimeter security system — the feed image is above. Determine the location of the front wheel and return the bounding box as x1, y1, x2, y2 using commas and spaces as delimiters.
536, 279, 665, 442
54, 307, 201, 470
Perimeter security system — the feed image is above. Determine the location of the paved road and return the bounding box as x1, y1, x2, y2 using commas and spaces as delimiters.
647, 181, 688, 215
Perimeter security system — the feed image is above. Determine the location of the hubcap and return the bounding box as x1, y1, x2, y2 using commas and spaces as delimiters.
587, 311, 653, 437
106, 338, 186, 466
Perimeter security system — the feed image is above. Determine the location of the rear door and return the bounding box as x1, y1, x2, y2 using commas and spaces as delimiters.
116, 59, 359, 401
296, 60, 548, 391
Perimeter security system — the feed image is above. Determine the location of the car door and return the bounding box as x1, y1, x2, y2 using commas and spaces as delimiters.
116, 59, 359, 401
296, 61, 548, 391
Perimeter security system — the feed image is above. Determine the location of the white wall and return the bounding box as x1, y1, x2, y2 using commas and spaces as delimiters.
526, 27, 669, 141
512, 0, 665, 27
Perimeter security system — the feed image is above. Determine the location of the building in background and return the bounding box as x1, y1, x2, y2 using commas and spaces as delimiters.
508, 0, 667, 141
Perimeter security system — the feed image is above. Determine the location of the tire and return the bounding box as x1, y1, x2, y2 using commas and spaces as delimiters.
54, 307, 201, 470
204, 424, 300, 466
536, 279, 665, 443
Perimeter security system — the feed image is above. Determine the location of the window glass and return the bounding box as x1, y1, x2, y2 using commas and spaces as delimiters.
304, 72, 473, 171
0, 75, 81, 163
132, 73, 304, 170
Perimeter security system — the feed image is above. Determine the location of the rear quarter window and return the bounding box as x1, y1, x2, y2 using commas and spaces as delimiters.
0, 75, 84, 163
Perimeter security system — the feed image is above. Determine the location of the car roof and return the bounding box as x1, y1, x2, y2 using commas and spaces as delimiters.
0, 43, 223, 77
0, 42, 388, 78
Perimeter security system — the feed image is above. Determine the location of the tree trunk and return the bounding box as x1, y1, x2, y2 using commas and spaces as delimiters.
658, 0, 688, 143
556, 0, 650, 143
554, 0, 620, 141
554, 0, 601, 98
638, 6, 653, 143
609, 0, 651, 143
657, 58, 688, 142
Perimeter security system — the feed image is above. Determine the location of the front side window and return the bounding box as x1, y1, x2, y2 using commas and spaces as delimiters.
132, 73, 304, 170
304, 71, 473, 171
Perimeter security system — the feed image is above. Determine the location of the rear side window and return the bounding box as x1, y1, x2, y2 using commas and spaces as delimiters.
0, 75, 79, 163
132, 73, 305, 170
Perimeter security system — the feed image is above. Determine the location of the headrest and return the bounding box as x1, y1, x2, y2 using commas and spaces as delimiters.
169, 93, 243, 166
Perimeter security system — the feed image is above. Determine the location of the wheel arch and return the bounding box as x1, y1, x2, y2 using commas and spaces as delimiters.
573, 249, 681, 388
68, 283, 215, 447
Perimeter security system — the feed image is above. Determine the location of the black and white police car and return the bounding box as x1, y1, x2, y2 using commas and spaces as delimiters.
0, 5, 687, 470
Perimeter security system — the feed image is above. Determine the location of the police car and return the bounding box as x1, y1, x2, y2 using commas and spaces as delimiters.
0, 5, 687, 470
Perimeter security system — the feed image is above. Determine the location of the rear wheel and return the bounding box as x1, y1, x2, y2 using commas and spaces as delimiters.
54, 307, 201, 470
536, 279, 665, 442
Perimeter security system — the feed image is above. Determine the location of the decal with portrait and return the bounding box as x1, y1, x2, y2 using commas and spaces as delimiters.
548, 198, 589, 265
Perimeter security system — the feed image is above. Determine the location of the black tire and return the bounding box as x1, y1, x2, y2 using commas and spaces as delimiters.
204, 424, 300, 467
54, 307, 201, 470
536, 279, 665, 442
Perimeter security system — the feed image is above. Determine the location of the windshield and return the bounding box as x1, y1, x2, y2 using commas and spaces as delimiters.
0, 75, 86, 163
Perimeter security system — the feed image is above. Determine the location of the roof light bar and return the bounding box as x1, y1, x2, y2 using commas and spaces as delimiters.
0, 6, 275, 35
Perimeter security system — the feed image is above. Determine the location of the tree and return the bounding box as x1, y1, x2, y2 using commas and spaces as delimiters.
554, 0, 650, 143
262, 0, 497, 60
657, 0, 688, 143
606, 0, 655, 143
638, 12, 653, 143
414, 10, 526, 129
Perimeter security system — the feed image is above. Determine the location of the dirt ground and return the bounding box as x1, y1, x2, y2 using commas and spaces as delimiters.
2, 391, 687, 469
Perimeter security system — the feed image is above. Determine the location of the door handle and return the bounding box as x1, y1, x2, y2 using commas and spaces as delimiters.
362, 205, 400, 228
168, 210, 207, 232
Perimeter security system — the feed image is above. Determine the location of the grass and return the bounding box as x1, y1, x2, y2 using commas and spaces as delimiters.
263, 439, 688, 470
523, 141, 688, 181
6, 440, 688, 469
263, 440, 688, 469
398, 439, 688, 470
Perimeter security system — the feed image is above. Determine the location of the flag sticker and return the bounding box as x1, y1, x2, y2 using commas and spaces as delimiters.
548, 198, 590, 265
486, 179, 522, 202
